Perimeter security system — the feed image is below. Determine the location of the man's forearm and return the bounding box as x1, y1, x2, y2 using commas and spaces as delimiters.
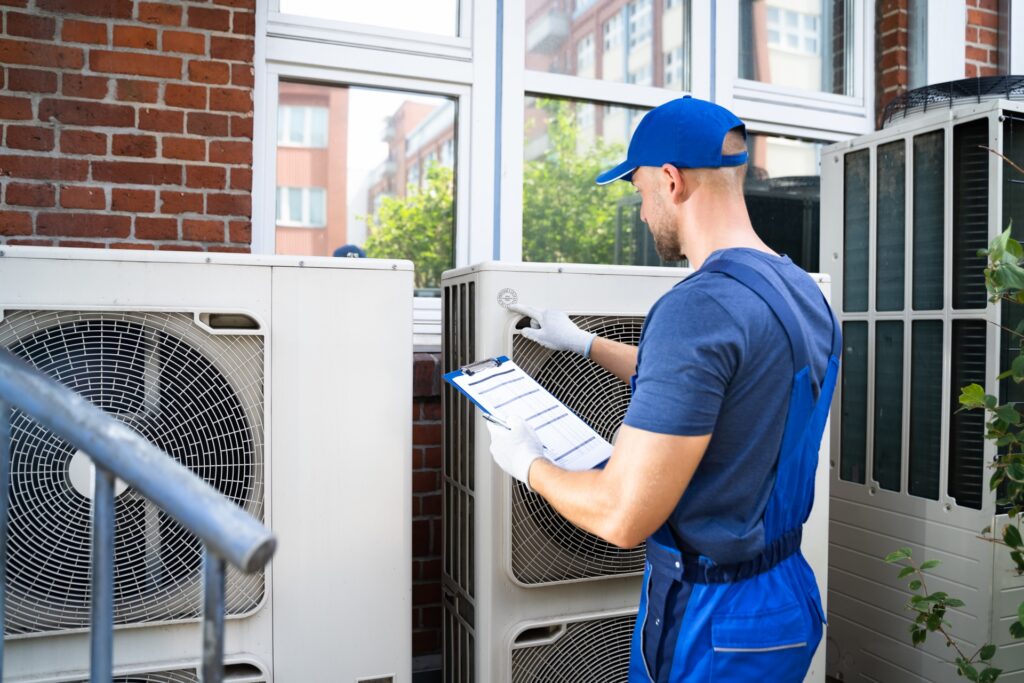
589, 336, 639, 383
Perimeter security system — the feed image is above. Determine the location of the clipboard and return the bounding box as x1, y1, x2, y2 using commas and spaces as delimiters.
443, 356, 613, 471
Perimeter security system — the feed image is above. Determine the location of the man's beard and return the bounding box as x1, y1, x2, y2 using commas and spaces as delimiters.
651, 218, 683, 262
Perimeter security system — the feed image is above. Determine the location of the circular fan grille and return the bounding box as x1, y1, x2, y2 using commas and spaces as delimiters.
510, 316, 646, 584
511, 614, 636, 683
0, 311, 265, 635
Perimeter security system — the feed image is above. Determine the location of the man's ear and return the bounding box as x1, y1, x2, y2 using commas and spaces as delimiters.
660, 164, 687, 203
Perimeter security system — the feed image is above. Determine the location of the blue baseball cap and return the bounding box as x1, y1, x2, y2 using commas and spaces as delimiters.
595, 96, 748, 185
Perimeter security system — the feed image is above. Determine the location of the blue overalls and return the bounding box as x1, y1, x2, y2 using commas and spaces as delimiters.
628, 259, 841, 682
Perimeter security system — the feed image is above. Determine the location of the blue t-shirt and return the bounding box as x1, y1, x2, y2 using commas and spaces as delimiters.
623, 248, 833, 564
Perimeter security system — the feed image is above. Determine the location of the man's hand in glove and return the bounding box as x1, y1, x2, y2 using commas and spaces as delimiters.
486, 415, 548, 491
509, 304, 597, 357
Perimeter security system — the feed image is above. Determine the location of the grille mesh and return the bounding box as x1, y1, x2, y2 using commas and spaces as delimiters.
510, 614, 635, 683
509, 316, 646, 583
0, 311, 264, 635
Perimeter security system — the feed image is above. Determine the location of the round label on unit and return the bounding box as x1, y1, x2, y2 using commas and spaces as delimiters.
497, 288, 518, 308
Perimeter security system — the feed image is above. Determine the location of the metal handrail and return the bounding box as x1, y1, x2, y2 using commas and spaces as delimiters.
0, 346, 277, 681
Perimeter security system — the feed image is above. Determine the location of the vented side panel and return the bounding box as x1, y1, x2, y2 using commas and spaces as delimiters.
509, 316, 646, 584
0, 311, 264, 635
510, 614, 635, 683
949, 319, 987, 509
952, 118, 990, 309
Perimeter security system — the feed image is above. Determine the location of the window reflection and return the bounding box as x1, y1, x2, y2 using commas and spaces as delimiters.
526, 0, 691, 91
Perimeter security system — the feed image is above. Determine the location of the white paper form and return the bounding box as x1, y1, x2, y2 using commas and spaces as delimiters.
447, 358, 613, 471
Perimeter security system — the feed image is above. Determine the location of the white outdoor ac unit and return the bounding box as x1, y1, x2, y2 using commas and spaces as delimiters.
821, 83, 1024, 681
0, 246, 413, 683
441, 261, 832, 682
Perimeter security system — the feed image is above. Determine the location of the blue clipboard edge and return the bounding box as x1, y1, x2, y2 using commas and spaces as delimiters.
442, 355, 511, 415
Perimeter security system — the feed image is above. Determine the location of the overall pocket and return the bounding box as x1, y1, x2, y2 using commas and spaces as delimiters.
709, 601, 814, 682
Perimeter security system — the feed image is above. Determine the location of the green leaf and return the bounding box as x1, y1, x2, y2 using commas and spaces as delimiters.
920, 559, 941, 571
1018, 601, 1024, 626
909, 579, 922, 591
898, 566, 916, 579
1013, 356, 1024, 383
1005, 524, 1023, 549
885, 547, 912, 563
986, 394, 1000, 410
1011, 620, 1024, 639
912, 628, 927, 645
946, 598, 966, 608
996, 404, 1022, 426
980, 644, 997, 661
1007, 461, 1024, 483
979, 667, 1003, 683
961, 384, 987, 408
1000, 262, 1024, 291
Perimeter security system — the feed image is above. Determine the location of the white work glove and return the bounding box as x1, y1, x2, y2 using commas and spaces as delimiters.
486, 415, 547, 491
509, 304, 597, 357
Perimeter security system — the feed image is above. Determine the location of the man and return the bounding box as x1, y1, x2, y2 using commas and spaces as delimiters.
487, 96, 840, 682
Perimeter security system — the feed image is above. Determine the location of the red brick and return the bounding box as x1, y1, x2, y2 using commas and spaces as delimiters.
0, 96, 32, 120
158, 244, 202, 251
61, 130, 106, 155
207, 245, 248, 253
209, 140, 251, 165
165, 83, 207, 109
0, 211, 33, 235
210, 36, 253, 62
979, 64, 999, 77
412, 582, 440, 606
412, 519, 431, 554
112, 188, 155, 212
233, 10, 255, 35
231, 63, 254, 87
230, 115, 253, 139
206, 192, 250, 216
976, 28, 999, 47
138, 2, 182, 26
39, 99, 132, 127
412, 470, 438, 493
111, 242, 156, 250
230, 167, 251, 191
966, 46, 992, 64
162, 30, 204, 54
977, 0, 999, 10
968, 8, 1000, 29
93, 160, 181, 185
37, 212, 130, 238
187, 112, 228, 136
880, 11, 907, 34
113, 25, 158, 50
0, 155, 88, 181
420, 493, 442, 516
6, 125, 53, 151
965, 26, 979, 43
228, 219, 250, 243
188, 6, 231, 31
159, 190, 203, 213
162, 136, 205, 160
115, 79, 158, 103
6, 12, 55, 39
209, 87, 251, 113
4, 239, 53, 246
5, 182, 54, 207
188, 60, 230, 85
36, 0, 132, 17
421, 445, 442, 469
0, 0, 28, 7
412, 630, 438, 656
112, 133, 157, 158
880, 50, 907, 70
420, 400, 442, 420
60, 185, 106, 209
62, 74, 109, 99
186, 164, 225, 188
967, 63, 979, 78
139, 107, 183, 133
61, 19, 108, 44
413, 423, 442, 445
57, 240, 106, 248
212, 0, 254, 7
183, 218, 224, 241
7, 68, 57, 93
135, 216, 177, 239
0, 38, 83, 69
90, 50, 181, 78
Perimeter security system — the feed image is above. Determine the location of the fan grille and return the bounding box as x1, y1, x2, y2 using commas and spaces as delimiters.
0, 311, 265, 635
510, 316, 646, 583
511, 613, 635, 683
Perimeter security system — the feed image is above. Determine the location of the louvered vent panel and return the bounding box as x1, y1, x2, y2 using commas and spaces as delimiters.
949, 319, 987, 509
510, 614, 635, 683
0, 311, 264, 635
509, 316, 645, 584
952, 118, 990, 309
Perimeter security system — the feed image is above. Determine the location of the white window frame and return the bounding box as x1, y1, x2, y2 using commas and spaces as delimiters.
277, 186, 327, 228
277, 105, 328, 147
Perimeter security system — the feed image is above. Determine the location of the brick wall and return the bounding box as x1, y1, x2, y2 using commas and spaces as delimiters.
412, 353, 443, 666
875, 0, 909, 128
965, 0, 1000, 77
0, 0, 254, 251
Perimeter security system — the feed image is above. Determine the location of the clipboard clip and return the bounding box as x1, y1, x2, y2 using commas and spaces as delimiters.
461, 357, 505, 376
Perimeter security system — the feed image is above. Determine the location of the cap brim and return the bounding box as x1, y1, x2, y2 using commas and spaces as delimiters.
595, 161, 636, 185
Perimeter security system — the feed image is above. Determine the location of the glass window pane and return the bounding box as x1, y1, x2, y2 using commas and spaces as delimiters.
953, 119, 990, 309
745, 134, 823, 272
876, 141, 906, 311
278, 0, 459, 37
909, 320, 942, 499
912, 131, 944, 310
276, 82, 457, 291
526, 0, 691, 91
841, 321, 868, 483
873, 321, 903, 492
949, 320, 987, 509
844, 149, 870, 312
739, 0, 851, 96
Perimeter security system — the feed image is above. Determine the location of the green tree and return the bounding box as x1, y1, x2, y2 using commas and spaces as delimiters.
364, 162, 454, 289
523, 98, 635, 264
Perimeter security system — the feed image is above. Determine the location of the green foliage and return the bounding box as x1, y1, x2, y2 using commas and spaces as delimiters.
364, 163, 454, 289
522, 98, 635, 264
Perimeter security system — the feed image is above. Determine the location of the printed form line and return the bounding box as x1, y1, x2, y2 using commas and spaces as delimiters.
555, 436, 596, 462
468, 367, 516, 385
494, 389, 539, 409
480, 376, 525, 394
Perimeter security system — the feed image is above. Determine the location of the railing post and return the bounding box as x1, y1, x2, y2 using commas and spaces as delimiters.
201, 548, 225, 683
0, 399, 10, 677
90, 465, 115, 682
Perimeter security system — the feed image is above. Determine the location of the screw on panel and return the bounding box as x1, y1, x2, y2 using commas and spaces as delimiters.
392, 264, 397, 270
205, 257, 212, 264
299, 260, 304, 267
